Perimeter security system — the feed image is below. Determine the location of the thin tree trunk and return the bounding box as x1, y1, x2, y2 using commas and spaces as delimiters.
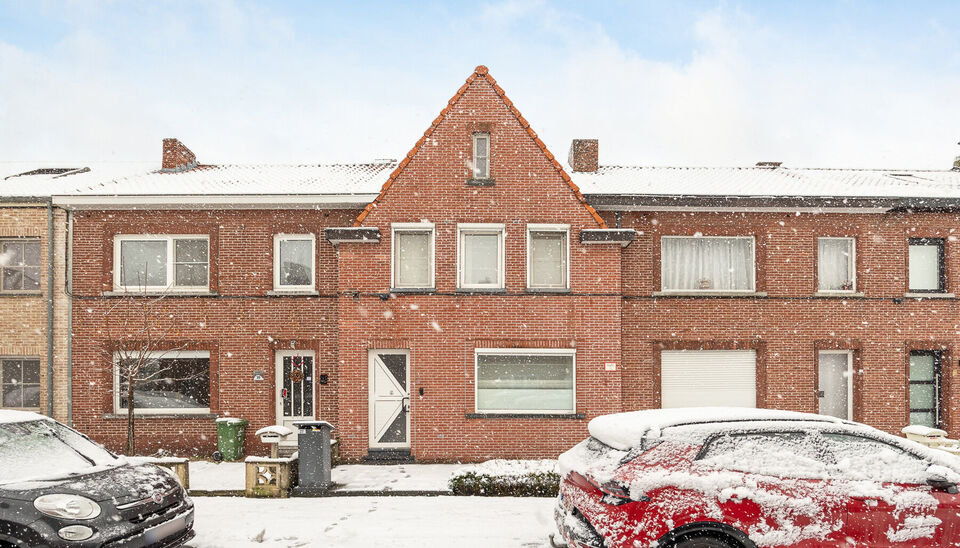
127, 377, 135, 455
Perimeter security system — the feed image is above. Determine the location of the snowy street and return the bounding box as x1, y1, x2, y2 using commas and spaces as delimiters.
187, 496, 558, 547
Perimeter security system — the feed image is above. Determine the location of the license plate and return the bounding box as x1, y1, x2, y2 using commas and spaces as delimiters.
144, 511, 191, 543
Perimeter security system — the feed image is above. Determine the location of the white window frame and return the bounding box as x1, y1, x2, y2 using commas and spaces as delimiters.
817, 237, 856, 293
457, 223, 505, 289
391, 223, 435, 290
818, 349, 854, 421
474, 348, 577, 414
113, 350, 210, 415
273, 234, 316, 291
660, 235, 756, 294
526, 224, 570, 290
472, 132, 491, 179
113, 234, 210, 292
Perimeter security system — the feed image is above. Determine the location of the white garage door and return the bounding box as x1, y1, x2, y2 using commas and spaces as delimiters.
661, 350, 757, 408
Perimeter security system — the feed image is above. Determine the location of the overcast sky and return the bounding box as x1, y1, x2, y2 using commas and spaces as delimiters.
2, 1, 960, 169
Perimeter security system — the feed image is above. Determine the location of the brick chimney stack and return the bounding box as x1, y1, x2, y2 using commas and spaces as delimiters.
568, 139, 599, 173
161, 138, 197, 171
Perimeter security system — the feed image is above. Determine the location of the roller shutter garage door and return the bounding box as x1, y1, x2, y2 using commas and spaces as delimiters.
660, 350, 757, 408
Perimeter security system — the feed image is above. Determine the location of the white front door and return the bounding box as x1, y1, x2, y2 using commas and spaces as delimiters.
818, 350, 853, 420
368, 350, 410, 449
660, 350, 757, 408
275, 350, 316, 446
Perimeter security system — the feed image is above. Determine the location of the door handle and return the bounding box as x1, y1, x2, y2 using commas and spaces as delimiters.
402, 396, 410, 412
816, 390, 825, 398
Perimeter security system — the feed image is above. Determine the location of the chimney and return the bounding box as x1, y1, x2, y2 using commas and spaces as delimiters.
568, 139, 599, 173
161, 138, 197, 171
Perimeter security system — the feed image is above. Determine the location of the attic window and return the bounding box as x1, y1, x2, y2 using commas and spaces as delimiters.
4, 168, 80, 180
472, 132, 490, 179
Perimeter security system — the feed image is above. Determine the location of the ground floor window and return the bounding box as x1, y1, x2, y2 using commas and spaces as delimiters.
909, 350, 942, 427
475, 349, 575, 413
114, 350, 210, 413
1, 358, 41, 409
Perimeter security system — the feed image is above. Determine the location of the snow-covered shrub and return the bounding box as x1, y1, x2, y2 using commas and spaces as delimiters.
448, 459, 559, 496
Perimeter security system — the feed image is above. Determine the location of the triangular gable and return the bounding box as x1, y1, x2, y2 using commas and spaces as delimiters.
355, 65, 607, 228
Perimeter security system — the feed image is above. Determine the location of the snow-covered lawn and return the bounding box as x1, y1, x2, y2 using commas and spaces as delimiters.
331, 463, 463, 492
188, 496, 558, 547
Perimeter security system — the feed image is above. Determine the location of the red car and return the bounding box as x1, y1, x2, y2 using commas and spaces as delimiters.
554, 408, 960, 548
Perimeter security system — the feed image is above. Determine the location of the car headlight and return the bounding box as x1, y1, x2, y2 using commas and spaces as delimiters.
34, 494, 102, 520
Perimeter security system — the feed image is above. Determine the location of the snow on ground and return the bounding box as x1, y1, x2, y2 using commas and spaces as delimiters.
187, 496, 558, 548
331, 464, 465, 492
190, 461, 245, 491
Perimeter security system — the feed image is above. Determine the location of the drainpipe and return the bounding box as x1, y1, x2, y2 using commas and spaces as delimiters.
46, 199, 55, 417
66, 210, 74, 426
615, 211, 623, 228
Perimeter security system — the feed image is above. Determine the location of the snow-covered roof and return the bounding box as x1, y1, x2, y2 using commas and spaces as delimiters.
0, 162, 157, 199
0, 409, 49, 424
588, 407, 845, 451
575, 166, 960, 202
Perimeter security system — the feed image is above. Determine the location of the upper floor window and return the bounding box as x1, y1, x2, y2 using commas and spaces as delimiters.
527, 225, 569, 289
0, 239, 41, 293
274, 234, 315, 291
1, 358, 41, 409
114, 235, 209, 292
472, 132, 490, 179
817, 237, 855, 292
392, 223, 434, 289
459, 224, 504, 289
661, 236, 755, 292
908, 238, 945, 293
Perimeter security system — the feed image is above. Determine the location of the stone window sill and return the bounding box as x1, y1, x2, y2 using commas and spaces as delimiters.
904, 292, 955, 299
466, 178, 495, 187
265, 290, 320, 297
455, 288, 507, 294
103, 413, 217, 420
652, 291, 768, 298
465, 413, 586, 419
102, 291, 218, 297
0, 291, 43, 297
525, 288, 571, 294
390, 288, 436, 294
813, 291, 865, 298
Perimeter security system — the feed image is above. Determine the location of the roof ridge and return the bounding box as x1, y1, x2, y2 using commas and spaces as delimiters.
354, 65, 606, 228
595, 165, 955, 173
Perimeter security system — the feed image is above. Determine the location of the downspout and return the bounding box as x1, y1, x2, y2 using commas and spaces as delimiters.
46, 199, 55, 417
67, 210, 74, 426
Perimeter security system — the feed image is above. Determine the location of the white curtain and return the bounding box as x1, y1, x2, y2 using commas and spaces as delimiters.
395, 231, 431, 287
662, 237, 753, 291
909, 244, 940, 291
462, 232, 500, 286
818, 238, 853, 290
530, 231, 566, 288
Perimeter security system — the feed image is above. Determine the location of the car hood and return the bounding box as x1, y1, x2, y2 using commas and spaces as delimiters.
0, 463, 177, 504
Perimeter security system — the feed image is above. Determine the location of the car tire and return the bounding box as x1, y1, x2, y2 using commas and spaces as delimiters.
673, 534, 740, 548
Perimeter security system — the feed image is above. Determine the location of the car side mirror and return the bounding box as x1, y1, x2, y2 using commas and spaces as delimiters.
927, 475, 959, 495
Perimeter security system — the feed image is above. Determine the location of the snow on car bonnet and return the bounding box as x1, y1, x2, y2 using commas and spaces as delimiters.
0, 409, 50, 424
587, 407, 844, 451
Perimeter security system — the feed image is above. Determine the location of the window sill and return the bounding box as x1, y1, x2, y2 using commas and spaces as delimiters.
813, 291, 865, 298
102, 290, 218, 297
390, 288, 436, 294
525, 288, 572, 294
0, 291, 43, 297
103, 412, 217, 420
466, 178, 495, 187
904, 292, 955, 299
455, 288, 507, 294
465, 413, 586, 419
652, 291, 768, 298
266, 290, 319, 296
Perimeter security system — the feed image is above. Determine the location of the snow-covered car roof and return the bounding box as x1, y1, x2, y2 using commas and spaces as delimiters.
0, 409, 50, 425
588, 407, 847, 451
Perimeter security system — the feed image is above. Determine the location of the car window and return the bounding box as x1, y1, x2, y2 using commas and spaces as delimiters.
696, 431, 830, 479
0, 420, 117, 484
820, 433, 930, 484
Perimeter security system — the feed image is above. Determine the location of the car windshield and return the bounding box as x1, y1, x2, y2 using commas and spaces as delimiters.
0, 420, 118, 484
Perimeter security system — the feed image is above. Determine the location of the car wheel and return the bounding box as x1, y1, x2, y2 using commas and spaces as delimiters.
673, 533, 741, 548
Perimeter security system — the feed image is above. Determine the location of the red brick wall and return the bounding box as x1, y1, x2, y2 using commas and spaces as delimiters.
614, 209, 960, 439
71, 209, 354, 455
334, 73, 623, 461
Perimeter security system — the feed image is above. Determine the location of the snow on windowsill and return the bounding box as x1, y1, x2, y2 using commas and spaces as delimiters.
904, 292, 956, 299
265, 290, 320, 296
813, 291, 865, 298
102, 290, 219, 297
103, 413, 217, 420
652, 291, 768, 298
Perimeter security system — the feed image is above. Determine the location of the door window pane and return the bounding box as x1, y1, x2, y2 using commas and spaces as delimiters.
818, 352, 851, 420
661, 237, 754, 291
818, 238, 855, 291
476, 353, 574, 412
909, 351, 941, 427
120, 240, 167, 287
277, 238, 313, 287
461, 231, 501, 287
1, 240, 42, 292
394, 230, 432, 288
529, 231, 567, 288
1, 359, 42, 409
908, 239, 943, 292
117, 354, 210, 411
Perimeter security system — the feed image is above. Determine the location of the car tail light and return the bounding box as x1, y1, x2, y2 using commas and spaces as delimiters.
592, 478, 650, 506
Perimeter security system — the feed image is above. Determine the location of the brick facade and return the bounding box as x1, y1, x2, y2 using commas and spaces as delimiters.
63, 66, 960, 460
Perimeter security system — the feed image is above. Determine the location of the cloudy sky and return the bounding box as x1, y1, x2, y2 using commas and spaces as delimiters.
2, 1, 959, 169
